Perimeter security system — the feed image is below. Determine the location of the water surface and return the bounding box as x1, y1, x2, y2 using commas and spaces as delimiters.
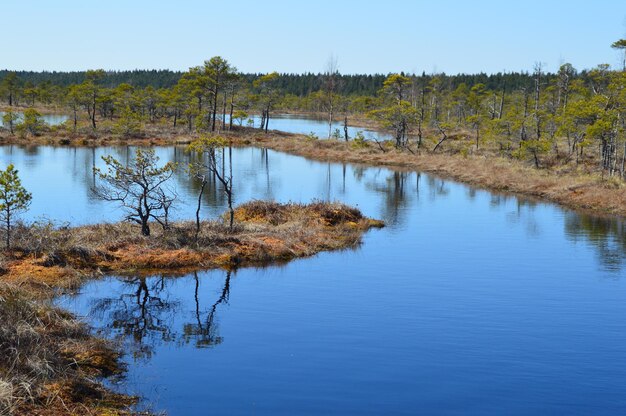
2, 145, 623, 415
0, 111, 69, 126
232, 113, 392, 141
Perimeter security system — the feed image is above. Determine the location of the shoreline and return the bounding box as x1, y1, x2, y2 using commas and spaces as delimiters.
1, 125, 625, 218
5, 201, 383, 295
1, 122, 624, 414
225, 132, 626, 219
1, 201, 383, 415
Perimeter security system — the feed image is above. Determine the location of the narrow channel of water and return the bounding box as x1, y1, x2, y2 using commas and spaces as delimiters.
235, 113, 393, 141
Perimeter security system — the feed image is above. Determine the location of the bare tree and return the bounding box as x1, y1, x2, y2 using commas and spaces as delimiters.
533, 62, 544, 141
188, 136, 235, 232
93, 148, 177, 236
187, 160, 208, 243
322, 54, 340, 138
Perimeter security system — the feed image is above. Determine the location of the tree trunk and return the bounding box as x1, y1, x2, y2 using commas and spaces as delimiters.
417, 120, 423, 150
141, 217, 150, 236
221, 91, 227, 132
534, 66, 541, 140
328, 101, 334, 139
259, 110, 266, 131
229, 95, 235, 131
432, 127, 448, 152
195, 176, 207, 243
211, 81, 219, 132
5, 207, 10, 250
621, 141, 626, 177
91, 92, 97, 130
475, 124, 480, 149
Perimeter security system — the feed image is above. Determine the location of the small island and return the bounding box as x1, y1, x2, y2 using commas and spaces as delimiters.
1, 200, 383, 415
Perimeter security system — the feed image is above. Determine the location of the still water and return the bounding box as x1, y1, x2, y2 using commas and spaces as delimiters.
233, 113, 392, 141
0, 111, 389, 141
1, 145, 624, 415
0, 111, 69, 126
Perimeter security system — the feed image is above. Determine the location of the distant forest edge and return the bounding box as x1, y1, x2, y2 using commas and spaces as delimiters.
0, 68, 557, 96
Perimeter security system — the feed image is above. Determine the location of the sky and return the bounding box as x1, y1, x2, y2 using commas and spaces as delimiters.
1, 0, 625, 75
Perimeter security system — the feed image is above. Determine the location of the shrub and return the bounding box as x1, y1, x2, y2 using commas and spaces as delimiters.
15, 109, 44, 137
351, 131, 368, 149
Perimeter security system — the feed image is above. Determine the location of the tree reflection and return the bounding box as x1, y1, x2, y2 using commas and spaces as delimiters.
427, 176, 449, 199
565, 213, 626, 272
90, 276, 178, 360
183, 271, 231, 348
88, 271, 233, 361
366, 170, 412, 226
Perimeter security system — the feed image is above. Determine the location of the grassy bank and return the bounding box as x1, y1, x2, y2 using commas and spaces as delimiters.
226, 132, 626, 218
0, 201, 382, 414
5, 201, 383, 293
0, 282, 136, 415
2, 117, 625, 218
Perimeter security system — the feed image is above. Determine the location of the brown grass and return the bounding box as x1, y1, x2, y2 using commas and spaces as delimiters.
3, 201, 383, 293
0, 282, 136, 416
3, 114, 624, 217
0, 201, 381, 415
5, 117, 622, 218
222, 132, 626, 218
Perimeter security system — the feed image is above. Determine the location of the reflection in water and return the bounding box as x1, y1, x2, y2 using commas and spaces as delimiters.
565, 213, 626, 272
363, 170, 421, 226
90, 276, 179, 360
184, 271, 231, 348
0, 144, 622, 273
51, 143, 626, 414
502, 199, 541, 238
0, 112, 69, 127
228, 113, 393, 142
427, 176, 449, 199
89, 271, 232, 360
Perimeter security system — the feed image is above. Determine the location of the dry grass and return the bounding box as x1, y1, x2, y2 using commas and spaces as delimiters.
0, 201, 381, 414
224, 132, 626, 218
0, 282, 135, 415
4, 117, 623, 217
2, 201, 383, 293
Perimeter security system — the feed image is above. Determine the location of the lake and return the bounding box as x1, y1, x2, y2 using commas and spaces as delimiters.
237, 113, 393, 141
1, 145, 624, 415
0, 111, 392, 141
0, 111, 69, 126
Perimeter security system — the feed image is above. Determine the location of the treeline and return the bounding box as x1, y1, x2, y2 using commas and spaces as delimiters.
0, 69, 551, 97
0, 69, 181, 89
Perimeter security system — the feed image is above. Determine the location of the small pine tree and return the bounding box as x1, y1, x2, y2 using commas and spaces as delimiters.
16, 108, 44, 137
0, 164, 32, 249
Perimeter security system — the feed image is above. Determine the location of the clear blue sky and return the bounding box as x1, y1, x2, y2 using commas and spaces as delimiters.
2, 0, 625, 74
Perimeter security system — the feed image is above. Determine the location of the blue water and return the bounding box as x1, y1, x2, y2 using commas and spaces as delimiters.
1, 111, 390, 141
0, 111, 68, 126
2, 144, 621, 415
232, 113, 392, 141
